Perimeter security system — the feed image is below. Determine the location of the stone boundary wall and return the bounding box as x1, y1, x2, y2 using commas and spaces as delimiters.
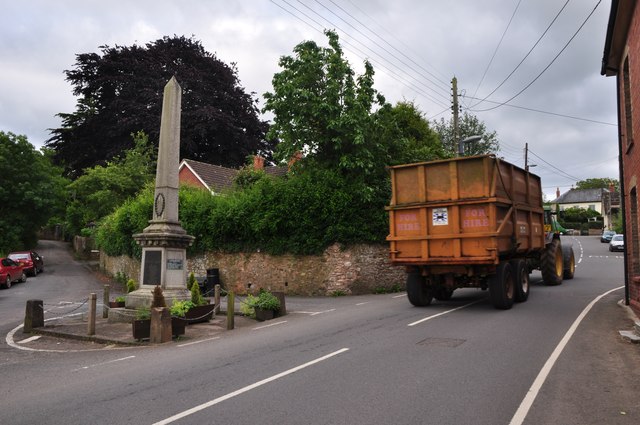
100, 244, 406, 296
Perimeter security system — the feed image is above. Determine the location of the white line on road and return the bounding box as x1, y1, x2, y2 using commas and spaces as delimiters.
310, 309, 336, 316
17, 335, 41, 344
72, 355, 136, 372
153, 348, 350, 425
392, 293, 406, 299
355, 302, 370, 306
177, 337, 220, 347
508, 285, 624, 425
407, 299, 484, 327
575, 237, 584, 265
252, 320, 287, 330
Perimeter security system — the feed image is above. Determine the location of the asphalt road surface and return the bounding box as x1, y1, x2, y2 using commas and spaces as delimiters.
0, 237, 638, 425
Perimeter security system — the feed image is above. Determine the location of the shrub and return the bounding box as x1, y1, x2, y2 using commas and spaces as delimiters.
190, 279, 206, 306
170, 300, 195, 317
187, 272, 197, 291
240, 294, 258, 317
254, 290, 281, 311
151, 285, 166, 308
126, 279, 137, 293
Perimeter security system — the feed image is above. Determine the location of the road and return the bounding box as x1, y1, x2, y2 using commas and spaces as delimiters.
0, 237, 638, 424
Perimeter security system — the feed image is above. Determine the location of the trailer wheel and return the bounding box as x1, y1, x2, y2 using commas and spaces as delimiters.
561, 244, 575, 280
406, 273, 433, 307
489, 262, 515, 309
541, 239, 563, 286
434, 286, 454, 301
510, 259, 529, 302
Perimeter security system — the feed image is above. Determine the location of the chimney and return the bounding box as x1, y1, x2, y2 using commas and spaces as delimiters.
253, 155, 265, 170
556, 187, 560, 199
609, 183, 615, 192
288, 151, 303, 171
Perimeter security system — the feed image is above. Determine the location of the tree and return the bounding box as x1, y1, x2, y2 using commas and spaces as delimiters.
374, 101, 444, 165
432, 111, 500, 157
263, 30, 387, 179
65, 131, 155, 236
47, 35, 272, 177
576, 178, 619, 192
0, 132, 69, 252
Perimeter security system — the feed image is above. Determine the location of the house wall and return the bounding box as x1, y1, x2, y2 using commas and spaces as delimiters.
100, 244, 407, 296
550, 201, 608, 229
618, 4, 640, 316
179, 166, 206, 189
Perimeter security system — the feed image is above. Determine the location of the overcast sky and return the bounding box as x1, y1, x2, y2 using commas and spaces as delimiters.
0, 0, 618, 200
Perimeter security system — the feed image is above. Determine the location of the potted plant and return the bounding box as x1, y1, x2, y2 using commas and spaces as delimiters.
183, 277, 215, 324
109, 295, 126, 308
132, 307, 151, 340
253, 290, 281, 321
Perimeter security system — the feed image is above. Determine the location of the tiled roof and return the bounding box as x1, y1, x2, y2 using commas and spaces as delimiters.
551, 188, 606, 204
180, 159, 287, 192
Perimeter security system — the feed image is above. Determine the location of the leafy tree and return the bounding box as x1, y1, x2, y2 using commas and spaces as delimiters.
560, 206, 601, 223
263, 30, 386, 179
432, 111, 500, 156
65, 131, 155, 236
0, 132, 69, 252
47, 35, 272, 177
576, 178, 619, 192
374, 101, 444, 165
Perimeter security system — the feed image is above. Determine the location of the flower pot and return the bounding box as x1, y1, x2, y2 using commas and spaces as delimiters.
254, 307, 274, 321
132, 319, 150, 340
171, 317, 186, 337
184, 303, 215, 324
109, 301, 126, 308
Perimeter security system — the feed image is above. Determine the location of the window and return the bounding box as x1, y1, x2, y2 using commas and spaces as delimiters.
623, 56, 634, 148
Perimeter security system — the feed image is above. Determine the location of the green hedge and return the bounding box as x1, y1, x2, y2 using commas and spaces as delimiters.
95, 169, 389, 258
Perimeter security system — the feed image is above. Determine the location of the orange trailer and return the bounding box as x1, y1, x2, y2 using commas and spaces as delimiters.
387, 155, 575, 309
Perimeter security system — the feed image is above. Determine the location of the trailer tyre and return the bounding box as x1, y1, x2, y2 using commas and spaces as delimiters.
406, 273, 433, 307
561, 244, 575, 280
433, 286, 454, 301
489, 262, 515, 310
541, 239, 563, 286
510, 259, 530, 302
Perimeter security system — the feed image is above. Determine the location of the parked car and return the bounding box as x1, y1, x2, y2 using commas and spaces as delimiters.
0, 258, 27, 289
8, 251, 44, 276
601, 230, 616, 243
609, 234, 625, 252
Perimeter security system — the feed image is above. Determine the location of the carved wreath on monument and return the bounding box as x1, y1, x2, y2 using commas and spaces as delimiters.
154, 193, 165, 217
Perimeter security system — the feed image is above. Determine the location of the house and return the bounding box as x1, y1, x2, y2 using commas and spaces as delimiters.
601, 0, 640, 315
549, 187, 613, 229
179, 156, 287, 194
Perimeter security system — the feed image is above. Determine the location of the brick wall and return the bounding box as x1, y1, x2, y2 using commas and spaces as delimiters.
179, 166, 205, 189
619, 4, 640, 316
100, 243, 407, 296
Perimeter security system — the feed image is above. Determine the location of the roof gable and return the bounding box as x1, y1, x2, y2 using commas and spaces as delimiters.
179, 159, 288, 193
551, 188, 606, 204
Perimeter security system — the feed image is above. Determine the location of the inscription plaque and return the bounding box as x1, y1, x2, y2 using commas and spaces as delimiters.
143, 250, 162, 285
167, 259, 183, 270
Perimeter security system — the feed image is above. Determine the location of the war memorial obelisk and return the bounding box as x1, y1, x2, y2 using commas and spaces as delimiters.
127, 76, 195, 308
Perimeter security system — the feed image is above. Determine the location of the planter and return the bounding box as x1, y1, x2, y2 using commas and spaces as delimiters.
132, 318, 185, 340
184, 303, 215, 324
109, 301, 126, 308
254, 307, 275, 322
132, 319, 150, 340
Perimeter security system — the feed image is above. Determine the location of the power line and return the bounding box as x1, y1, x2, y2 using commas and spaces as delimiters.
528, 149, 582, 181
471, 0, 524, 101
461, 94, 616, 126
471, 0, 602, 112
470, 0, 571, 109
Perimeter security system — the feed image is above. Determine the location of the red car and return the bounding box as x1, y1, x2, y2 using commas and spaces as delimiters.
0, 258, 27, 289
8, 251, 44, 277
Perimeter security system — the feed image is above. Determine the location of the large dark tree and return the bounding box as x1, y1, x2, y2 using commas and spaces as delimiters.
47, 36, 272, 177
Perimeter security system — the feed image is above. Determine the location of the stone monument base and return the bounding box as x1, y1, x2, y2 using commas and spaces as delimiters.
126, 287, 191, 309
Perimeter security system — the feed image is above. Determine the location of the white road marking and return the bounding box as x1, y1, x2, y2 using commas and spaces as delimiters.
407, 299, 484, 327
72, 355, 135, 372
508, 285, 624, 425
355, 302, 370, 306
177, 337, 220, 347
392, 293, 406, 299
575, 237, 584, 265
310, 309, 336, 316
17, 335, 41, 344
153, 348, 350, 425
252, 320, 287, 330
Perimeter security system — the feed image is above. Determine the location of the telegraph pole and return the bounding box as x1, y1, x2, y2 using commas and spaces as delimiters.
524, 142, 529, 171
452, 77, 460, 156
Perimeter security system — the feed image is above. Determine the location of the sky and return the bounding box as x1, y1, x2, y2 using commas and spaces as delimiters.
0, 0, 618, 201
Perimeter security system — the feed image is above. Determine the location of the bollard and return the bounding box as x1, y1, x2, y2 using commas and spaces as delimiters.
88, 293, 97, 336
227, 291, 235, 330
150, 307, 171, 343
103, 284, 110, 319
214, 284, 221, 314
24, 300, 44, 333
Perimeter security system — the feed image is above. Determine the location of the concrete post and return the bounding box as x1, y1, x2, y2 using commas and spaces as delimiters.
150, 307, 171, 343
227, 291, 234, 330
88, 293, 97, 336
103, 284, 110, 319
214, 284, 221, 314
24, 300, 44, 333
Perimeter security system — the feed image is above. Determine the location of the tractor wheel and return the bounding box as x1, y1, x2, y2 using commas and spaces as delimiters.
541, 239, 564, 286
406, 273, 433, 307
561, 244, 575, 280
489, 262, 515, 310
510, 259, 530, 303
